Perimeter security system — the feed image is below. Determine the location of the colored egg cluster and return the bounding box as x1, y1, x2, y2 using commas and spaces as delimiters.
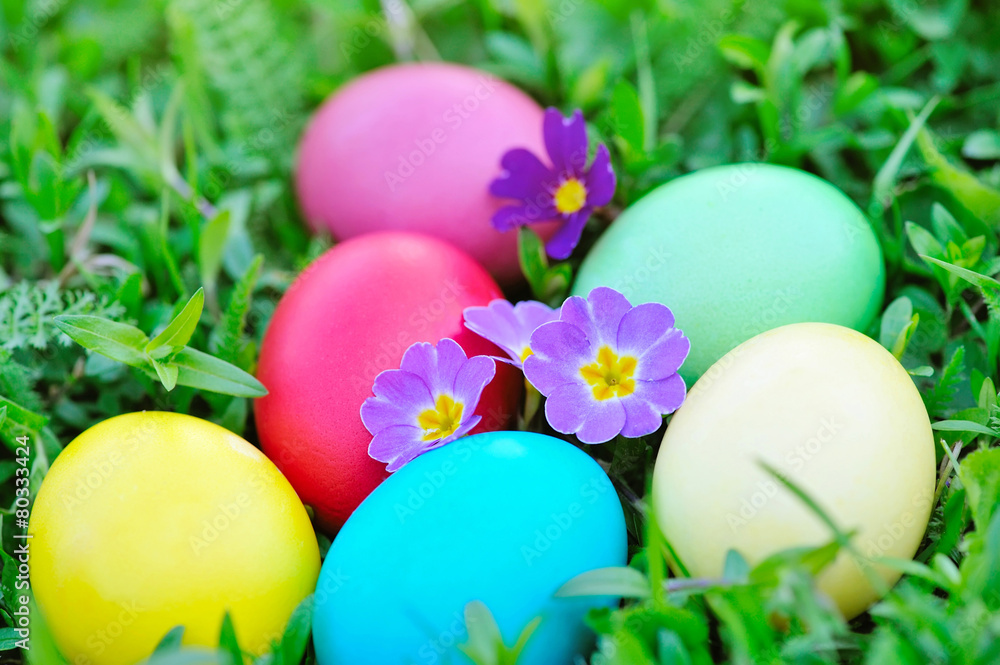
254, 231, 522, 531
28, 60, 940, 665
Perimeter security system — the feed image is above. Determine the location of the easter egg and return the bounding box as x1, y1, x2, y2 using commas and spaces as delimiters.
652, 323, 935, 619
255, 232, 521, 532
313, 431, 627, 665
573, 163, 885, 383
295, 62, 557, 282
28, 412, 320, 665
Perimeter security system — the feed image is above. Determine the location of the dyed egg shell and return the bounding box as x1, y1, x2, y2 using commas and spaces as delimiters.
313, 431, 627, 665
28, 412, 320, 665
573, 163, 885, 383
255, 232, 521, 532
652, 323, 935, 619
295, 62, 557, 283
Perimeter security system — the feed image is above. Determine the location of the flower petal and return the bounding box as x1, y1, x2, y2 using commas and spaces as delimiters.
637, 332, 690, 380
549, 383, 627, 444
463, 305, 520, 362
545, 209, 590, 260
400, 339, 466, 393
490, 148, 556, 201
617, 302, 675, 348
585, 286, 633, 347
635, 373, 687, 414
585, 144, 616, 207
452, 355, 496, 410
360, 370, 433, 435
514, 300, 560, 334
524, 321, 593, 395
620, 395, 664, 438
543, 381, 590, 435
544, 108, 589, 176
368, 424, 427, 472
492, 203, 557, 232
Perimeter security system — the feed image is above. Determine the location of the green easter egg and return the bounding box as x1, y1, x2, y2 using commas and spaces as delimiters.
573, 163, 885, 383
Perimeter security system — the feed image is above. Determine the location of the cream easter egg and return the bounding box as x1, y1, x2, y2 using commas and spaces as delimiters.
652, 323, 935, 619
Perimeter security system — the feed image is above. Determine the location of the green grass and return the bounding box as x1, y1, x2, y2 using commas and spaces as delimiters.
3, 0, 1000, 662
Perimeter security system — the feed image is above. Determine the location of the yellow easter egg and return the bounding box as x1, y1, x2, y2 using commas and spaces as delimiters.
652, 323, 935, 619
28, 412, 320, 665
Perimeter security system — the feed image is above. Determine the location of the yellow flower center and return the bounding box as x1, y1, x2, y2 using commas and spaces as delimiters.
553, 177, 587, 215
580, 346, 637, 401
416, 394, 464, 441
519, 347, 534, 363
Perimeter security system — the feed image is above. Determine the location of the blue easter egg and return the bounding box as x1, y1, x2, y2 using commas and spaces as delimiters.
312, 431, 627, 665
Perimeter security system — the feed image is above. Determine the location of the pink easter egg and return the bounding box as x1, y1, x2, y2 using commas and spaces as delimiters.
294, 62, 556, 283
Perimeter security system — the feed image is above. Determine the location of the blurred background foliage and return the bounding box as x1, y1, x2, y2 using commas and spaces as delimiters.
2, 0, 1000, 662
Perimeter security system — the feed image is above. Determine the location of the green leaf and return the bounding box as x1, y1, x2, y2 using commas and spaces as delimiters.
959, 448, 1000, 529
872, 96, 941, 212
932, 420, 998, 437
917, 127, 1000, 228
0, 406, 6, 430
54, 315, 150, 367
218, 613, 242, 665
272, 595, 312, 665
963, 129, 1000, 160
0, 548, 21, 617
171, 347, 268, 398
935, 488, 966, 556
0, 627, 22, 651
879, 296, 918, 359
556, 567, 652, 599
609, 81, 644, 153
517, 227, 549, 300
154, 626, 185, 653
151, 358, 180, 391
0, 396, 48, 436
931, 203, 967, 244
905, 222, 944, 259
199, 210, 232, 291
147, 289, 205, 359
459, 600, 504, 665
834, 71, 879, 116
718, 34, 769, 73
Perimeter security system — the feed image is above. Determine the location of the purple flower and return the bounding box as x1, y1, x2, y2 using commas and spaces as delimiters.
463, 299, 559, 368
489, 108, 616, 260
361, 338, 496, 472
523, 287, 689, 444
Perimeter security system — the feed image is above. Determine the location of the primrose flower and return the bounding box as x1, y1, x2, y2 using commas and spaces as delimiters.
463, 299, 558, 368
362, 338, 496, 472
489, 108, 616, 260
523, 287, 689, 444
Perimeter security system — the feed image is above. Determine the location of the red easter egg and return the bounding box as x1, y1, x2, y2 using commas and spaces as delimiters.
294, 62, 558, 283
255, 232, 520, 532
